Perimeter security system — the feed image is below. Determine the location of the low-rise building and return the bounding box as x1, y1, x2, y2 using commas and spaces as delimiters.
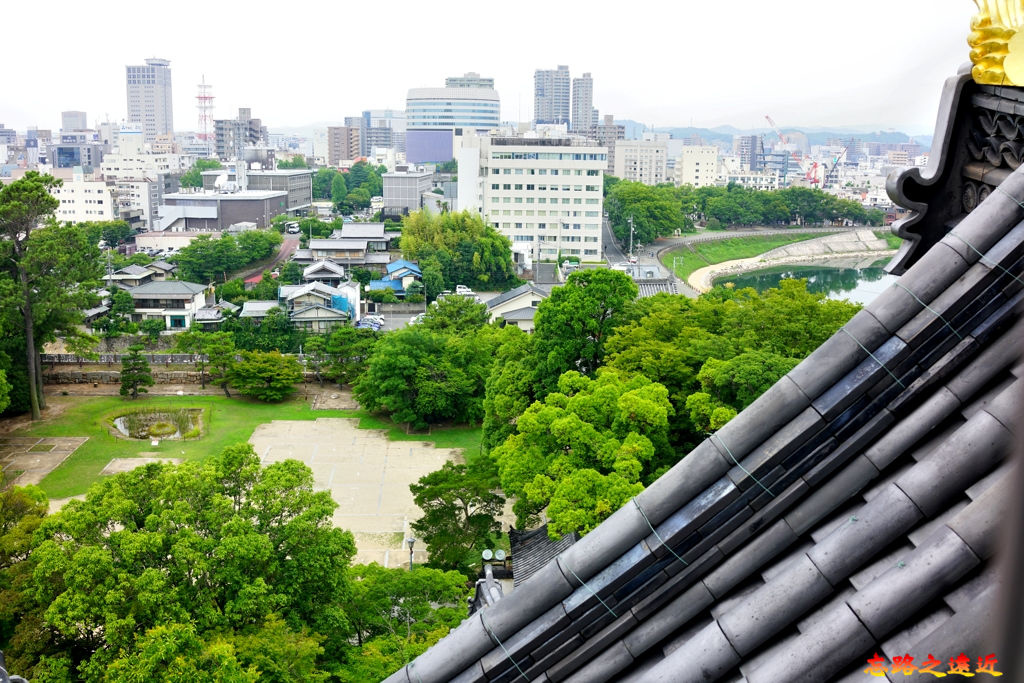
674, 146, 720, 188
383, 167, 433, 217
485, 283, 548, 332
126, 280, 211, 329
50, 168, 116, 223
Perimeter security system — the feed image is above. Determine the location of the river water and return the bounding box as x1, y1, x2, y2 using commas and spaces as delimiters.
712, 260, 899, 305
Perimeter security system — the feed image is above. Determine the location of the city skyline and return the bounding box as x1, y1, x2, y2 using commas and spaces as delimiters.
3, 0, 971, 136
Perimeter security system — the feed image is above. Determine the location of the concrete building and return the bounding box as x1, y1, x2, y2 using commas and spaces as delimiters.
126, 58, 173, 144
99, 129, 191, 228
51, 132, 105, 170
720, 169, 780, 191
200, 168, 313, 212
383, 167, 433, 216
50, 168, 116, 223
459, 135, 606, 262
590, 114, 625, 174
214, 108, 267, 161
571, 73, 594, 132
445, 72, 495, 89
674, 146, 720, 188
127, 280, 211, 329
61, 111, 88, 131
534, 65, 570, 125
327, 126, 361, 166
406, 83, 501, 163
733, 134, 764, 171
614, 140, 669, 185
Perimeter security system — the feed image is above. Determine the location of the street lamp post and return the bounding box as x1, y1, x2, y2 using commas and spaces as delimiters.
406, 537, 415, 569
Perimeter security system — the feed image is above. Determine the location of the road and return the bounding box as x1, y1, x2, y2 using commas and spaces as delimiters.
238, 236, 300, 282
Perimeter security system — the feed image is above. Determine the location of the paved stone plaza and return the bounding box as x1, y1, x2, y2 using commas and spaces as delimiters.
0, 436, 88, 486
249, 418, 462, 566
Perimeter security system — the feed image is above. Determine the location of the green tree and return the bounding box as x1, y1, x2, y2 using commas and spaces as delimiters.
281, 261, 304, 285
277, 156, 308, 169
410, 462, 504, 575
331, 174, 348, 209
323, 327, 378, 386
0, 445, 355, 679
0, 173, 100, 419
119, 344, 154, 399
302, 335, 328, 386
231, 350, 303, 401
174, 329, 214, 389
236, 229, 283, 263
313, 168, 337, 200
173, 233, 243, 283
491, 369, 673, 536
180, 158, 223, 188
531, 268, 638, 397
206, 331, 237, 397
481, 326, 534, 450
420, 295, 489, 334
138, 317, 165, 345
400, 212, 520, 292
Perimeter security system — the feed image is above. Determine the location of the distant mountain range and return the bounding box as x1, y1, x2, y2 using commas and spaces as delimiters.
618, 119, 932, 151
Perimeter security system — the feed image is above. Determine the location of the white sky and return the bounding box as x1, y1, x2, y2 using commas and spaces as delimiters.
3, 0, 974, 136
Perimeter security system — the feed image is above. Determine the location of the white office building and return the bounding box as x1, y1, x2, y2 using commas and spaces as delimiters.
126, 58, 173, 144
534, 65, 571, 125
614, 140, 669, 185
51, 168, 117, 223
571, 73, 594, 132
460, 135, 606, 261
674, 146, 720, 188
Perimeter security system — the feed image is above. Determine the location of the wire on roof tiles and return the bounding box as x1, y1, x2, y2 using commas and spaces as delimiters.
564, 564, 618, 619
893, 282, 964, 341
711, 433, 776, 498
633, 499, 689, 567
839, 328, 906, 389
947, 220, 1024, 290
479, 612, 530, 682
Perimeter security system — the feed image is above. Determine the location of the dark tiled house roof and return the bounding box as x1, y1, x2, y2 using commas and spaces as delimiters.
509, 525, 579, 589
385, 68, 1024, 683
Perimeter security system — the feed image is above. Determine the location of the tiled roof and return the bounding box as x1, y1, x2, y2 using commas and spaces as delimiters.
497, 306, 537, 322
383, 71, 1023, 683
509, 525, 578, 588
386, 258, 421, 275
303, 260, 346, 278
485, 283, 548, 310
239, 300, 280, 317
128, 281, 206, 296
335, 223, 387, 239
114, 264, 152, 276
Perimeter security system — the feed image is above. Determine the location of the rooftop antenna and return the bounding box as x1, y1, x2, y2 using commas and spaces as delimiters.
196, 75, 215, 157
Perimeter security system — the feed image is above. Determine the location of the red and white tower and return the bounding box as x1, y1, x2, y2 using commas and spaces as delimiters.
196, 75, 214, 157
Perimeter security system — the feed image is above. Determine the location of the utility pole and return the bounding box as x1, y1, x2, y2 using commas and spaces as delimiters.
628, 216, 635, 261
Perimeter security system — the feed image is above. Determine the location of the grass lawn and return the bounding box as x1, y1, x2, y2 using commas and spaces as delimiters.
874, 230, 904, 250
663, 232, 831, 280
13, 394, 482, 499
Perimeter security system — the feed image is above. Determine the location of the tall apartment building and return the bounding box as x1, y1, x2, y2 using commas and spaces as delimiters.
534, 65, 571, 125
445, 72, 494, 89
327, 126, 361, 166
459, 135, 606, 261
126, 58, 173, 144
674, 146, 720, 188
571, 73, 594, 132
732, 134, 763, 171
589, 114, 625, 174
614, 140, 669, 185
406, 79, 500, 163
61, 111, 88, 131
214, 108, 267, 161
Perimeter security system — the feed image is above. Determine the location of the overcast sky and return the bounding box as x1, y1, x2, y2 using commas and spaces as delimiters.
3, 0, 973, 136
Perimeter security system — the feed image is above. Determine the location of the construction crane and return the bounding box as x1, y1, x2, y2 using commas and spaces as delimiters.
765, 115, 786, 145
822, 144, 850, 189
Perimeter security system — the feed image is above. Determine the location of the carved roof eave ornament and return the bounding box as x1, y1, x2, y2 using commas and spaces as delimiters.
887, 2, 1024, 274
885, 65, 975, 275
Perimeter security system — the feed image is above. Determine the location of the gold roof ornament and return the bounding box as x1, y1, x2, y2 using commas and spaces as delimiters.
970, 0, 1024, 84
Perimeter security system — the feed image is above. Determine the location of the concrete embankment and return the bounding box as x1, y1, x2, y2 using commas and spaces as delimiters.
688, 230, 895, 293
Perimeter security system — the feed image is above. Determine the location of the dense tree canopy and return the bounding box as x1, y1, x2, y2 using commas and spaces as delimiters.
400, 211, 520, 292
0, 445, 357, 680
604, 178, 885, 248
173, 231, 281, 283
180, 158, 223, 188
230, 350, 304, 401
491, 369, 673, 536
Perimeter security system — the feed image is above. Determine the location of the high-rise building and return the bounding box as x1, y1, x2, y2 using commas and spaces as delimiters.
406, 81, 500, 163
534, 65, 571, 125
214, 108, 267, 161
458, 134, 606, 261
732, 134, 764, 171
126, 58, 174, 144
571, 73, 593, 132
327, 126, 361, 166
61, 111, 88, 131
591, 114, 625, 174
445, 72, 494, 89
